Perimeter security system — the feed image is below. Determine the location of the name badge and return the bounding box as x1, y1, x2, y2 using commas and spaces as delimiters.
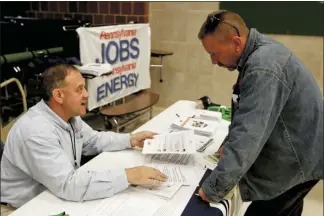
232, 94, 239, 103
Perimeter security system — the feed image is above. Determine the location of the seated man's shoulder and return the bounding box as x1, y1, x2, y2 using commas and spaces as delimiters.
4, 105, 58, 160
10, 105, 55, 140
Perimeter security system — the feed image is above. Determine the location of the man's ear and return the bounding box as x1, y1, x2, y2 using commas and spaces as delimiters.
232, 36, 242, 53
52, 89, 64, 104
232, 36, 241, 46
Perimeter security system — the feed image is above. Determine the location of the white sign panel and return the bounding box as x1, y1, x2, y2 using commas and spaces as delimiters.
76, 24, 151, 111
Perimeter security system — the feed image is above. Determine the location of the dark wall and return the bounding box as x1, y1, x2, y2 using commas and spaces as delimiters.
0, 1, 30, 18
1, 1, 149, 56
26, 1, 149, 25
220, 1, 324, 37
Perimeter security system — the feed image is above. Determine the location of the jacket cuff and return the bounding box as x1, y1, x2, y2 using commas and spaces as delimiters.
109, 169, 129, 193
120, 133, 132, 149
201, 177, 225, 203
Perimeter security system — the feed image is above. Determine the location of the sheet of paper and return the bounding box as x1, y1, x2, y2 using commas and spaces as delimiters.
130, 183, 182, 200
142, 130, 196, 154
195, 135, 211, 149
87, 190, 165, 216
149, 164, 199, 186
168, 130, 210, 150
152, 185, 198, 216
145, 154, 193, 165
171, 117, 219, 136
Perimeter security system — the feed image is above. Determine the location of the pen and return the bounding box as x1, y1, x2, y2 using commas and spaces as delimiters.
176, 113, 180, 117
50, 212, 68, 216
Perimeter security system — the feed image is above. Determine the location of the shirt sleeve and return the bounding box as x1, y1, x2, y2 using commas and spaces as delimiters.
202, 69, 291, 202
80, 120, 132, 156
20, 133, 129, 202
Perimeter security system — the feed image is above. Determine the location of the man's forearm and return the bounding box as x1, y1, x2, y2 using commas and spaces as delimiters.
82, 131, 131, 155
202, 129, 261, 202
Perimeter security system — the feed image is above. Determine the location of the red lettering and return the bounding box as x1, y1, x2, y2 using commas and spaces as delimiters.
99, 31, 106, 40
100, 29, 137, 40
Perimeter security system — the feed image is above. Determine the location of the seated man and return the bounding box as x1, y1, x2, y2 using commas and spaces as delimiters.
1, 64, 167, 208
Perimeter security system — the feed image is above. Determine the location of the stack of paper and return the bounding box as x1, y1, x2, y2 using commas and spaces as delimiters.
149, 164, 199, 186
167, 129, 214, 151
142, 130, 196, 154
130, 183, 182, 200
145, 154, 192, 165
131, 164, 199, 200
87, 190, 165, 216
77, 63, 113, 77
140, 131, 201, 200
195, 109, 222, 121
171, 116, 219, 136
195, 136, 211, 149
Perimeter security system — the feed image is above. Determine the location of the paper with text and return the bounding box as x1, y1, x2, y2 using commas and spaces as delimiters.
130, 183, 182, 199
195, 135, 211, 149
142, 130, 196, 154
150, 164, 199, 186
88, 190, 164, 216
146, 154, 193, 165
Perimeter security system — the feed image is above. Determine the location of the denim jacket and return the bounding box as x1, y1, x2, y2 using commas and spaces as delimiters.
202, 28, 323, 202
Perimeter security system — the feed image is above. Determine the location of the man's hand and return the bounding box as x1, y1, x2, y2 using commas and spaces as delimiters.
217, 144, 225, 160
198, 187, 211, 202
125, 166, 168, 188
130, 131, 157, 148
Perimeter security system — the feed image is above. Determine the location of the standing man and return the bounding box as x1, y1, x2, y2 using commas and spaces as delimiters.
1, 64, 167, 208
197, 10, 323, 216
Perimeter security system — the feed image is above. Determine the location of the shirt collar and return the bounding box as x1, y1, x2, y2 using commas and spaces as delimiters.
38, 99, 76, 130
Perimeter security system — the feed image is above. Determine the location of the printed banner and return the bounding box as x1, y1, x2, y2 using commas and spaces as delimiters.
76, 24, 151, 111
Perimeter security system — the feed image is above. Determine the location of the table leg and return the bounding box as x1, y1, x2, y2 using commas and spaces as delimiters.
112, 117, 119, 132
149, 106, 153, 119
159, 56, 163, 83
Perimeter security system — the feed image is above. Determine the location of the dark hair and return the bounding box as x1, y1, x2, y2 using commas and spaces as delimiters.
198, 10, 247, 40
41, 64, 79, 101
198, 10, 227, 40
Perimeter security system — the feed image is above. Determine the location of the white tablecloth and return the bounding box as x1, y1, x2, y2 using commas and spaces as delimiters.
10, 100, 230, 216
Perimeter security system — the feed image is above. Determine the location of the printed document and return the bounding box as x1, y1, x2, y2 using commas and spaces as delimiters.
145, 154, 192, 165
87, 190, 164, 216
149, 164, 199, 186
130, 182, 182, 200
142, 130, 196, 154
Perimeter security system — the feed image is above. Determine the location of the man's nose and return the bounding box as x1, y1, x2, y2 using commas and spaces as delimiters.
83, 88, 89, 98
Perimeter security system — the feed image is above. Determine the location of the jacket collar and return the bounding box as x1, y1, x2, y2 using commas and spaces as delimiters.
237, 28, 259, 71
37, 99, 77, 131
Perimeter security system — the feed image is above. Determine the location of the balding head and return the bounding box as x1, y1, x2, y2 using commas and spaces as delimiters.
198, 10, 249, 71
198, 10, 249, 41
